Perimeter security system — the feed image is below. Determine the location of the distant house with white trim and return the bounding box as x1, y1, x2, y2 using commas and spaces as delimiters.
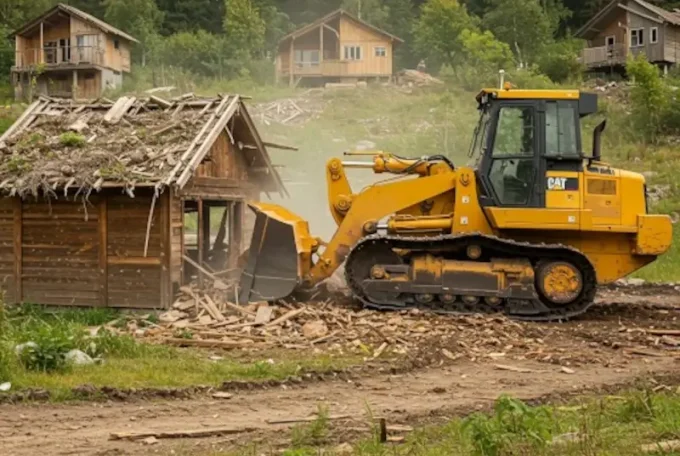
276, 9, 403, 87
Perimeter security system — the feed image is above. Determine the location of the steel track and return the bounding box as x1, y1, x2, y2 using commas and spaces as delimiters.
344, 233, 598, 322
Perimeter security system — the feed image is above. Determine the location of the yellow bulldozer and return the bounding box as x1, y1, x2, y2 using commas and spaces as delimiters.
238, 87, 673, 321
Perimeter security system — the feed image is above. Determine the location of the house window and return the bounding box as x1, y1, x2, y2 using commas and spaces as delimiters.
375, 46, 386, 57
631, 28, 645, 47
344, 45, 362, 60
651, 27, 659, 44
294, 49, 319, 67
114, 39, 120, 50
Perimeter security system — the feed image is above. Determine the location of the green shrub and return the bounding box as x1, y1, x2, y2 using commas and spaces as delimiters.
16, 325, 77, 372
626, 54, 669, 143
0, 341, 11, 383
59, 132, 86, 148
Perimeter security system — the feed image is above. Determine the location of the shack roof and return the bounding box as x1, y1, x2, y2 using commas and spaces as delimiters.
0, 94, 287, 199
576, 0, 680, 38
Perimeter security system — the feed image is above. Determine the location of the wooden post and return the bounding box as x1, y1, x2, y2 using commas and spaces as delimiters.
13, 197, 22, 304
203, 202, 211, 256
98, 197, 108, 307
229, 201, 243, 275
319, 24, 324, 66
159, 191, 171, 308
289, 38, 295, 87
72, 70, 78, 100
39, 22, 44, 64
196, 198, 204, 287
180, 198, 186, 285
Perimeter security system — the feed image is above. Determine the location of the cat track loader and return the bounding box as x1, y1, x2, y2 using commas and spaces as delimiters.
237, 88, 673, 321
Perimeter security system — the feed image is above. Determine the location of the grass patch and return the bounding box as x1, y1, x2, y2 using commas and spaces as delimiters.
0, 303, 362, 400
219, 388, 680, 456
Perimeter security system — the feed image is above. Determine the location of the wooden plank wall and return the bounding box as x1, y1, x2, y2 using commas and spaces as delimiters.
107, 193, 163, 308
338, 16, 393, 77
0, 192, 172, 309
196, 132, 249, 181
170, 191, 183, 286
0, 199, 15, 302
21, 198, 100, 307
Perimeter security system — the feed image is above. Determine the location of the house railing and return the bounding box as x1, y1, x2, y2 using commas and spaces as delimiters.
580, 43, 627, 68
284, 59, 350, 76
14, 46, 104, 70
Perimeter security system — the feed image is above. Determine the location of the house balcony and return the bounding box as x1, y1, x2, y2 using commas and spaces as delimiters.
282, 60, 350, 77
580, 43, 627, 69
12, 46, 104, 72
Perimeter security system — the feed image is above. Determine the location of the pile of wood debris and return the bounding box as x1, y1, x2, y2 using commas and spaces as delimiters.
116, 285, 680, 366
252, 93, 327, 126
396, 69, 444, 87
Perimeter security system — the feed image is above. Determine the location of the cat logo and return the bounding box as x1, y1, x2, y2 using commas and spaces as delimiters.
547, 177, 568, 190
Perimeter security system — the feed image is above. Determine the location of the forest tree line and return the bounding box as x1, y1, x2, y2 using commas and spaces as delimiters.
2, 0, 680, 86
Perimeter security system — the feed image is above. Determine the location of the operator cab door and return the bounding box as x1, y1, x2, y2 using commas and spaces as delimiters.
542, 100, 583, 209
479, 101, 542, 208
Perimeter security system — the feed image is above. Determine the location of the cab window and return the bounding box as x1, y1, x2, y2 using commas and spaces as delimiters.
545, 101, 579, 157
487, 106, 536, 205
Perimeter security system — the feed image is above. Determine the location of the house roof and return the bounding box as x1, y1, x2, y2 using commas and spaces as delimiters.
10, 3, 139, 43
576, 0, 680, 38
279, 9, 403, 44
0, 94, 287, 199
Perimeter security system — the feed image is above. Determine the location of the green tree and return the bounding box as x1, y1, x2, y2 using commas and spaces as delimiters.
224, 0, 266, 58
413, 0, 478, 71
155, 0, 225, 35
385, 0, 416, 69
536, 38, 583, 83
103, 0, 164, 65
341, 0, 388, 27
253, 0, 293, 56
627, 54, 669, 143
451, 29, 513, 88
482, 0, 553, 67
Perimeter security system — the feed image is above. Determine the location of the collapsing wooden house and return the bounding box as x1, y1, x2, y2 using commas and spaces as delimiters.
0, 94, 287, 308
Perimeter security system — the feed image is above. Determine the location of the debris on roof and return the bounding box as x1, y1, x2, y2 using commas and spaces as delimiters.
0, 94, 285, 199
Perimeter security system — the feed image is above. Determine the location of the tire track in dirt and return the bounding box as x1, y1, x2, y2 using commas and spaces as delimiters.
1, 357, 677, 456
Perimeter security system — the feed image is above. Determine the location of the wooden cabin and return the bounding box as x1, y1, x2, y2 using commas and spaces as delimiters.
0, 94, 287, 309
276, 9, 403, 87
9, 3, 137, 100
576, 0, 680, 73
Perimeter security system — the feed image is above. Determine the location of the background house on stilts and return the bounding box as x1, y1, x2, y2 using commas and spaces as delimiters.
0, 94, 287, 309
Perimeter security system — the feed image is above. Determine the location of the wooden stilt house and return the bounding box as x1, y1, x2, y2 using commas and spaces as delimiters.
0, 94, 286, 309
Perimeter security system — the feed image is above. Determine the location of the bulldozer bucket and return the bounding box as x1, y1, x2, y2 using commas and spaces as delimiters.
238, 203, 316, 304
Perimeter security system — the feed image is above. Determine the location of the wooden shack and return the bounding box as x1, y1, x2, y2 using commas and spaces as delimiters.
0, 94, 286, 309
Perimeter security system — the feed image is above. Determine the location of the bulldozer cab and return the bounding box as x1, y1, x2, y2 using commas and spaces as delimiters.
470, 89, 598, 209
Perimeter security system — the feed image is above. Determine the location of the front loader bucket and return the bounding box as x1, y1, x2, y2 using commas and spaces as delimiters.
238, 203, 316, 304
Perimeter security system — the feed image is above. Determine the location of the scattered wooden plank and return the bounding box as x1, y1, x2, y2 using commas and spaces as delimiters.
149, 95, 172, 109
110, 426, 254, 441
625, 348, 669, 358
151, 121, 180, 137
254, 306, 274, 325
265, 308, 305, 328
494, 364, 540, 374
164, 338, 264, 349
203, 294, 225, 322
222, 300, 256, 317
646, 329, 680, 337
265, 414, 352, 425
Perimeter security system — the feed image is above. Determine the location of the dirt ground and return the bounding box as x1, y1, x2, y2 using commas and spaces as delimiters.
2, 286, 680, 456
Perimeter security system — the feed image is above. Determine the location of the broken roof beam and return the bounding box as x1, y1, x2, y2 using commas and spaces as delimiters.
0, 98, 45, 143
104, 96, 137, 124
263, 141, 298, 151
175, 96, 241, 188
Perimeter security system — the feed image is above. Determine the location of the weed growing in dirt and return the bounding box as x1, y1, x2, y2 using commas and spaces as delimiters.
58, 132, 86, 147
290, 405, 330, 449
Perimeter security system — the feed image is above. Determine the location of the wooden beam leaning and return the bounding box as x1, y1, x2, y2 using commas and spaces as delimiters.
175, 96, 241, 188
